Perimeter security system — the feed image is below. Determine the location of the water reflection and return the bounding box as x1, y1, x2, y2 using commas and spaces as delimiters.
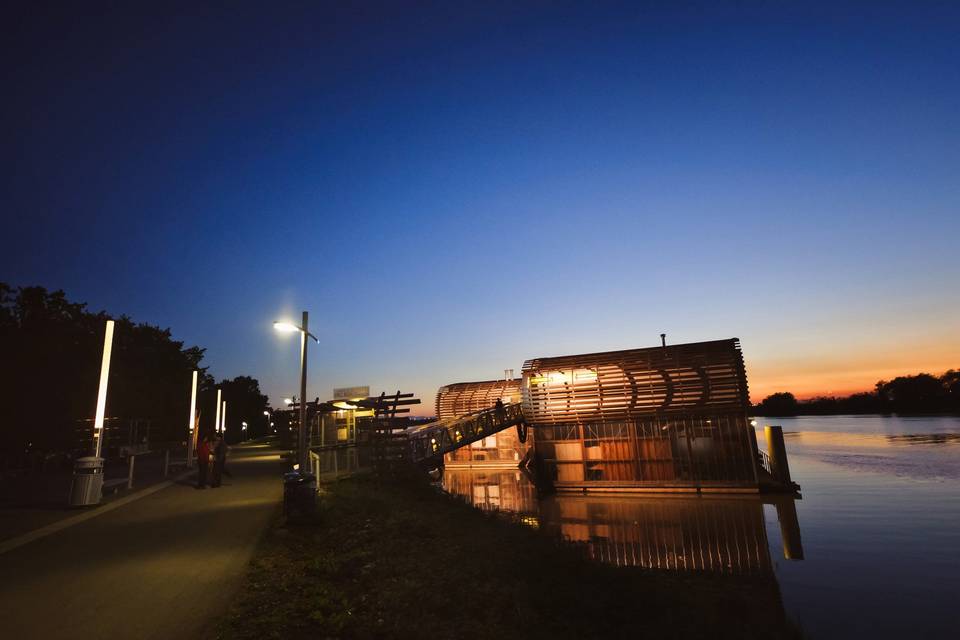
442, 469, 803, 576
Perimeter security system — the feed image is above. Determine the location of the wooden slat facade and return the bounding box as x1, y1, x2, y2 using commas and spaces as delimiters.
520, 339, 750, 424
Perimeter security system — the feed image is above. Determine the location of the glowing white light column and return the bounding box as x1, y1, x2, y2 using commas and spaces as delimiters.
93, 320, 115, 458
221, 400, 227, 434
187, 370, 198, 466
213, 388, 222, 437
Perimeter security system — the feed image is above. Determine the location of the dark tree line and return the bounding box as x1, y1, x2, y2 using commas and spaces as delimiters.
0, 284, 270, 468
753, 370, 960, 416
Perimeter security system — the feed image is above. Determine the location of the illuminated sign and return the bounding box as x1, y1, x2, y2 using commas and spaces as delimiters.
334, 386, 370, 400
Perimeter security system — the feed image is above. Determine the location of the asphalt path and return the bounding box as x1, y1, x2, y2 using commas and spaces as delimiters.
0, 442, 285, 639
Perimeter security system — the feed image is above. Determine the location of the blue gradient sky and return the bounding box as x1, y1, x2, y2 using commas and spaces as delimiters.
4, 2, 958, 413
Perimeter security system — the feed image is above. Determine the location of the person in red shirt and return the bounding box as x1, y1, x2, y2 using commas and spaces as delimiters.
196, 435, 211, 489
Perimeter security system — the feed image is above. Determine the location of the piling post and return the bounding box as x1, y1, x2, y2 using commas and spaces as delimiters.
764, 425, 792, 485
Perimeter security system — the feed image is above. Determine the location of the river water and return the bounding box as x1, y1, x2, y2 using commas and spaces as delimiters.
441, 415, 960, 639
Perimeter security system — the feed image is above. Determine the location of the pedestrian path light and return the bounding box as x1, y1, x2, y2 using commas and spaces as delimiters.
93, 320, 115, 458
214, 388, 222, 436
187, 370, 198, 466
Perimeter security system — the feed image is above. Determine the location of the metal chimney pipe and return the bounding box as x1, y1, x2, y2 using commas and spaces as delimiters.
660, 333, 666, 347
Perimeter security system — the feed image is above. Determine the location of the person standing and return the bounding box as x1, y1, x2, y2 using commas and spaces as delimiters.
211, 435, 227, 488
494, 398, 505, 421
196, 435, 211, 489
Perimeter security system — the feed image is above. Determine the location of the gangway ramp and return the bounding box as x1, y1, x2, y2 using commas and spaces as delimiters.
406, 403, 526, 465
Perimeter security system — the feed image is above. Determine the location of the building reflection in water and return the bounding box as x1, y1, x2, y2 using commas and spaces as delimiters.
442, 469, 803, 576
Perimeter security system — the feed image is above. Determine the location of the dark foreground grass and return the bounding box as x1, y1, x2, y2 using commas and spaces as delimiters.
214, 474, 799, 640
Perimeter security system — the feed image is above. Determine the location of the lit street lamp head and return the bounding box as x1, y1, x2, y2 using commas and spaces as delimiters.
273, 321, 301, 333
274, 320, 319, 342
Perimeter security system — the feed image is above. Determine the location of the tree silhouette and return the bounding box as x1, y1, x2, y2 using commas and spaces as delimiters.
754, 392, 799, 416
753, 370, 959, 415
0, 283, 270, 468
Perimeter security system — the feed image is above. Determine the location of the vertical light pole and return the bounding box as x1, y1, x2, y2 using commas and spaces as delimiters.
221, 400, 227, 435
214, 388, 222, 437
274, 311, 317, 472
93, 320, 116, 458
187, 370, 198, 466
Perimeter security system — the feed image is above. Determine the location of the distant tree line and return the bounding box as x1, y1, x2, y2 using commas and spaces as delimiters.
0, 284, 271, 469
753, 370, 960, 416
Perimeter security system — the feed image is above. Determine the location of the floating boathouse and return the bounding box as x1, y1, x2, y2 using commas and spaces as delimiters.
519, 338, 760, 492
415, 338, 782, 493
404, 338, 796, 493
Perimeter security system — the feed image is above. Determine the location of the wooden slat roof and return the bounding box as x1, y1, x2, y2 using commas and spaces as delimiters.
520, 338, 749, 424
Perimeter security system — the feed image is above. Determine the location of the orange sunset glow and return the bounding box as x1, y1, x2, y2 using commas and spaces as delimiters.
747, 340, 960, 403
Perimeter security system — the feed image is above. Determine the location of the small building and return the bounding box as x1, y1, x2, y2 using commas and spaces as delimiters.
437, 378, 530, 468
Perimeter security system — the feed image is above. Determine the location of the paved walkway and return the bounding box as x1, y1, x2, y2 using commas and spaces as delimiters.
0, 442, 285, 639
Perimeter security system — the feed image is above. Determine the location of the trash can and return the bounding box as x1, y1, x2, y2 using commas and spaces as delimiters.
283, 470, 317, 521
69, 456, 105, 507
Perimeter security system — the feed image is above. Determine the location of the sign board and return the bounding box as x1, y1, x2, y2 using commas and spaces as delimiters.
334, 386, 370, 400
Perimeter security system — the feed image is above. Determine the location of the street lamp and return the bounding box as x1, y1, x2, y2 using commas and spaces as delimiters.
274, 311, 318, 471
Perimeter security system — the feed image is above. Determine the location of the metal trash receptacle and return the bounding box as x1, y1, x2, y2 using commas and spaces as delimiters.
283, 471, 317, 521
69, 457, 105, 507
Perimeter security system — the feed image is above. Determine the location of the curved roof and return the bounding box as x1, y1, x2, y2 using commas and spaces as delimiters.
520, 338, 749, 425
436, 378, 522, 420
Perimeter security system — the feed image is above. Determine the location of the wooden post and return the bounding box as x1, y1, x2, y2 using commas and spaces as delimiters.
127, 455, 135, 489
765, 425, 792, 485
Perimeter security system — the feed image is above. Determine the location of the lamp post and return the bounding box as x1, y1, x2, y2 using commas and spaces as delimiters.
213, 388, 222, 437
274, 311, 318, 471
187, 370, 198, 467
93, 320, 116, 459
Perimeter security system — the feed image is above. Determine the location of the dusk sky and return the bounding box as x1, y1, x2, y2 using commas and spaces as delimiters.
4, 2, 958, 414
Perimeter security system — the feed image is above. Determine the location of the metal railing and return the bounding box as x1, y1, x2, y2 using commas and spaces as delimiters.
757, 449, 772, 476
309, 443, 367, 482
406, 403, 526, 463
